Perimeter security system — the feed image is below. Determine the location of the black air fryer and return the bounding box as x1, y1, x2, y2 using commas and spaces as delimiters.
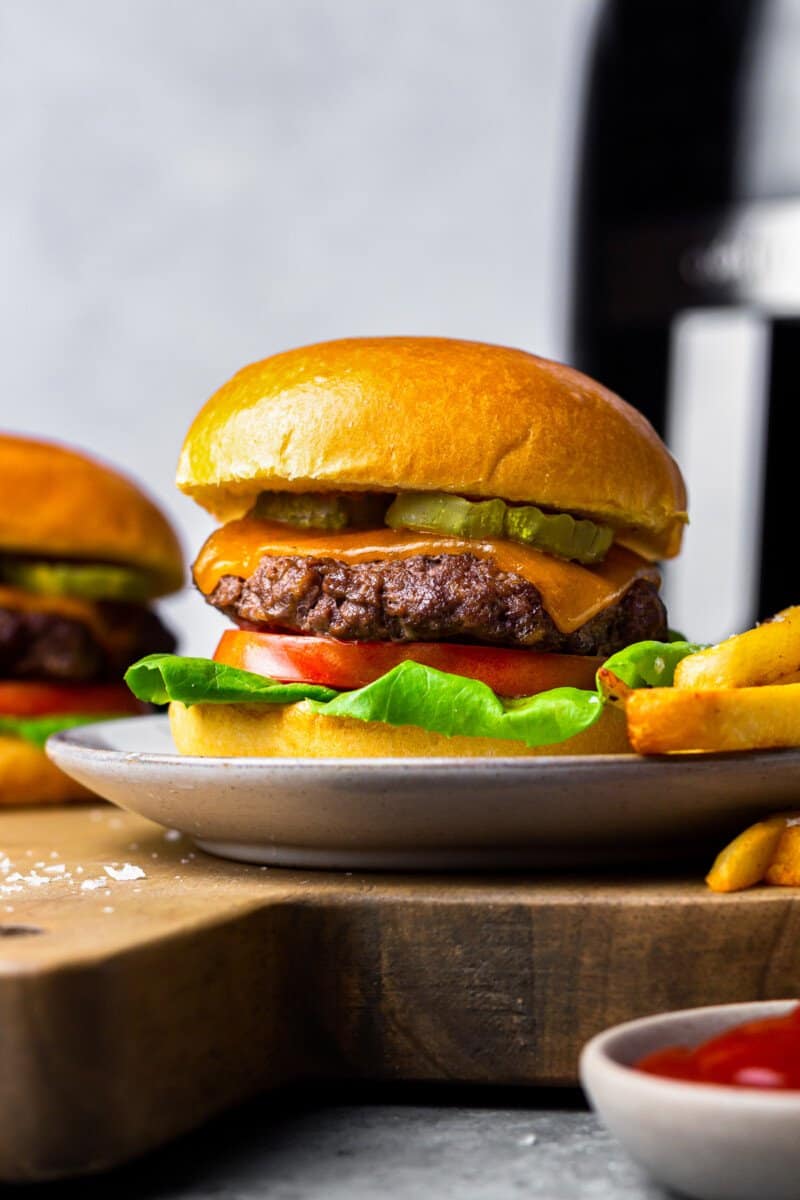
570, 0, 800, 642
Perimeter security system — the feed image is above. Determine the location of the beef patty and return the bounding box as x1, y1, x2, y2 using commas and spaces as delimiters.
0, 603, 176, 683
205, 553, 666, 655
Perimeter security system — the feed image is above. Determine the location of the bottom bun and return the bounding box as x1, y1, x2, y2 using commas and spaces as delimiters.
169, 699, 631, 757
0, 736, 94, 805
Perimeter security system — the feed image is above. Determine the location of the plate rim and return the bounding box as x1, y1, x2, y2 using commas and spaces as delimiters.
45, 713, 800, 773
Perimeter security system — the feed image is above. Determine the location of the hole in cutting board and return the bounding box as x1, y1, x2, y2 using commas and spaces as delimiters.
0, 924, 44, 938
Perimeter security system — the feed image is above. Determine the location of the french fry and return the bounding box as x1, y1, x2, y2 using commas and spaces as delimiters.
765, 824, 800, 886
624, 683, 800, 754
675, 606, 800, 689
706, 815, 792, 893
596, 668, 632, 706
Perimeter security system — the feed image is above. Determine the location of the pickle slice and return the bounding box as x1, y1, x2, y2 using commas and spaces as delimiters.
385, 492, 505, 539
385, 493, 613, 563
0, 559, 152, 601
505, 505, 613, 563
251, 492, 388, 530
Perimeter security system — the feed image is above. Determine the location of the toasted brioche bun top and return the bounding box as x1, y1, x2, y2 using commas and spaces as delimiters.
177, 337, 687, 560
0, 434, 183, 596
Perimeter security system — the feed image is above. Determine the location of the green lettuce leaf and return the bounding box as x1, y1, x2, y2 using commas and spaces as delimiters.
125, 652, 601, 747
599, 640, 704, 690
123, 638, 703, 751
0, 713, 125, 749
306, 661, 603, 747
124, 654, 338, 706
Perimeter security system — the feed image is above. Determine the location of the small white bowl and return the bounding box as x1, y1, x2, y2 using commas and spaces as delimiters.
580, 1000, 800, 1200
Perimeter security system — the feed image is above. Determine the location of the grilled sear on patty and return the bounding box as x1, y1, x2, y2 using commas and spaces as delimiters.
205, 553, 666, 656
0, 603, 176, 682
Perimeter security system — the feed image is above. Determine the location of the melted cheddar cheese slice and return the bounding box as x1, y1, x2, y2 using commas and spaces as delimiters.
193, 520, 660, 635
0, 585, 105, 636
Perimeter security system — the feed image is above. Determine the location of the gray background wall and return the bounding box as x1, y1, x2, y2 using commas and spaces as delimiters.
1, 0, 599, 650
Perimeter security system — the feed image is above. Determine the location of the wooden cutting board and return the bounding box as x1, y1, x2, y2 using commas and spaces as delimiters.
2, 803, 800, 1182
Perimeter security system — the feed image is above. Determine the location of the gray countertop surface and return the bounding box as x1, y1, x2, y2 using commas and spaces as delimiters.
7, 1087, 672, 1200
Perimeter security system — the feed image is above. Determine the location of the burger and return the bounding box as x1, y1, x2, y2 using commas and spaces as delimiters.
126, 337, 687, 756
0, 434, 182, 802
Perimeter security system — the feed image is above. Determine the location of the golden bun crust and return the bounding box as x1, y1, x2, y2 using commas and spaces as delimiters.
0, 736, 93, 805
177, 337, 687, 560
0, 434, 183, 596
169, 699, 630, 758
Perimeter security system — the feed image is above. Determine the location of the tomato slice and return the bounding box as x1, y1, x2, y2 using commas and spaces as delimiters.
0, 682, 146, 717
213, 631, 603, 697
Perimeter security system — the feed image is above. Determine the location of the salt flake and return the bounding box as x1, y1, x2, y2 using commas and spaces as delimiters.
104, 863, 146, 882
81, 878, 107, 892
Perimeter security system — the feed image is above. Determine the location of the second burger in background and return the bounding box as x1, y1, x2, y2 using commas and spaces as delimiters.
0, 434, 182, 802
126, 337, 688, 756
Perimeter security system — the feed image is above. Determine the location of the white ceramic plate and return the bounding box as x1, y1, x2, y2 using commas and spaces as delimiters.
581, 1000, 800, 1200
46, 715, 800, 870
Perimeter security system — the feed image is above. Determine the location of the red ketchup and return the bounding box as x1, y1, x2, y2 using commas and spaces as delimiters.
635, 1004, 800, 1089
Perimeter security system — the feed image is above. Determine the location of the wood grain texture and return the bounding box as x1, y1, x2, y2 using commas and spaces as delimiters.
1, 805, 799, 1180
